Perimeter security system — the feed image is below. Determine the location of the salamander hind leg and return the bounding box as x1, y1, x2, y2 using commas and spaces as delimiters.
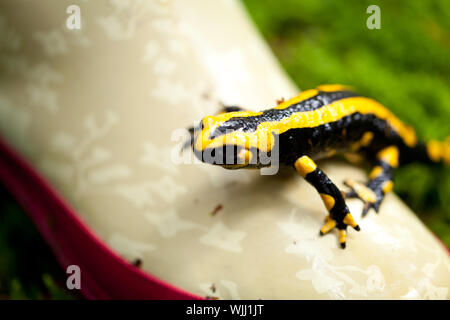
344, 146, 398, 217
295, 156, 360, 249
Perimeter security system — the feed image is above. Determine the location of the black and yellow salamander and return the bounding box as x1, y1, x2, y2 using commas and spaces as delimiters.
185, 84, 450, 248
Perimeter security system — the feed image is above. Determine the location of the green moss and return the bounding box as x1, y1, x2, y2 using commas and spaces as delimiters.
0, 186, 75, 300
243, 0, 450, 246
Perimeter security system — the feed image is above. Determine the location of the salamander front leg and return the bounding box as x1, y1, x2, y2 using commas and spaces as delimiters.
345, 146, 398, 217
294, 156, 360, 249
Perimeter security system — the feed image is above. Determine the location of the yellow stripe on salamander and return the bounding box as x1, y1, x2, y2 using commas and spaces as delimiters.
294, 156, 317, 177
274, 85, 354, 110
274, 89, 319, 110
196, 96, 417, 152
316, 84, 354, 92
320, 193, 336, 211
264, 97, 417, 148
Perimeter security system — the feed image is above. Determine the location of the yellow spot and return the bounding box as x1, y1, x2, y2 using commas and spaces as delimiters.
345, 179, 377, 203
381, 180, 394, 194
320, 194, 335, 211
350, 131, 374, 152
377, 146, 399, 168
320, 216, 336, 235
427, 140, 442, 163
339, 230, 347, 244
343, 213, 358, 228
360, 132, 374, 147
369, 166, 383, 179
295, 156, 317, 177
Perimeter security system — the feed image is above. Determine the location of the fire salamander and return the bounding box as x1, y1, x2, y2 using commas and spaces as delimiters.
185, 84, 450, 248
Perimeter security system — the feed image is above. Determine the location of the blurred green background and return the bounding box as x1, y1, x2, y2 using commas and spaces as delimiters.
0, 0, 449, 299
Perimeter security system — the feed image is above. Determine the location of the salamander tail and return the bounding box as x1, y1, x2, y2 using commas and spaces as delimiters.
424, 137, 450, 166
402, 137, 450, 166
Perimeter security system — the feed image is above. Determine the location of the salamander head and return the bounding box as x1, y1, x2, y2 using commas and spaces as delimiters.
191, 112, 274, 169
